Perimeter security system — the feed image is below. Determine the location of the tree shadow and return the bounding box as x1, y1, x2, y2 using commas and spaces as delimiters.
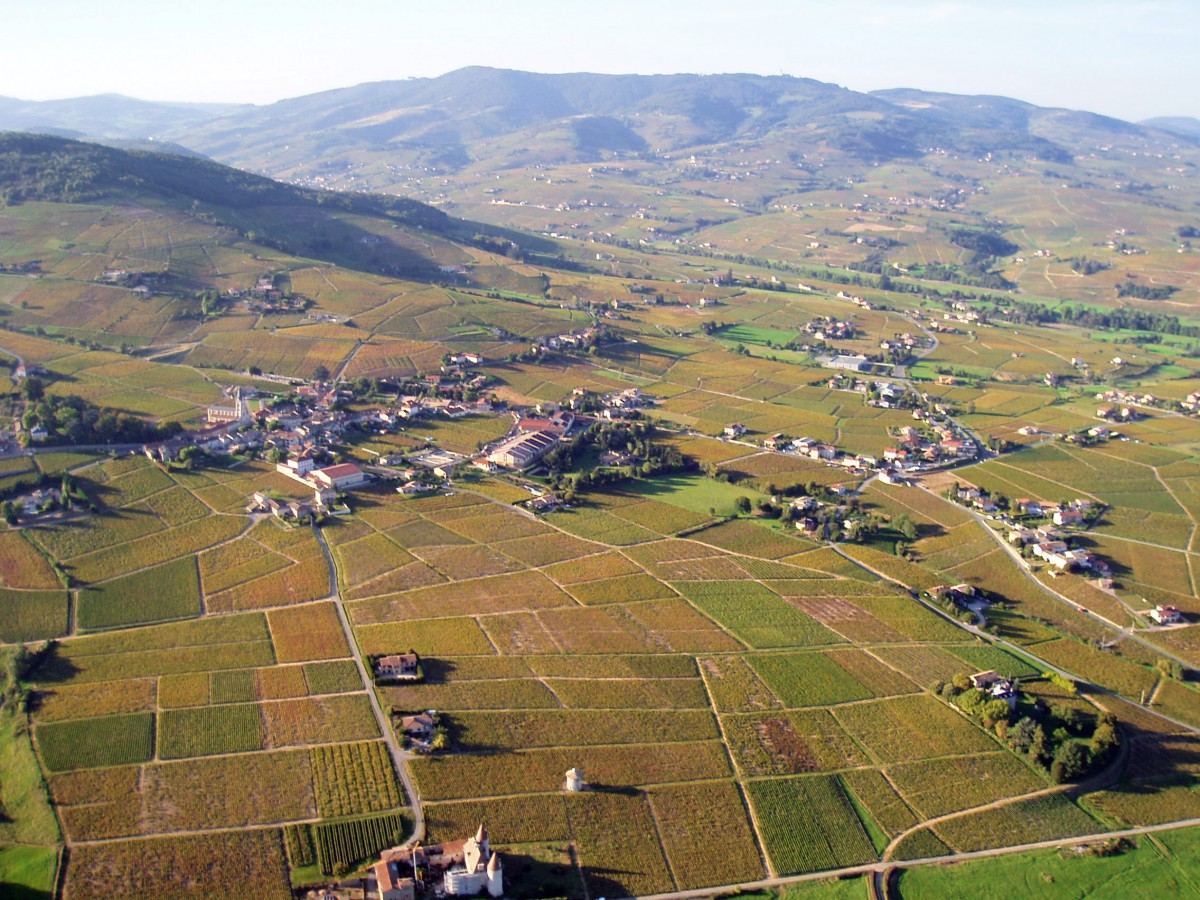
24, 641, 80, 685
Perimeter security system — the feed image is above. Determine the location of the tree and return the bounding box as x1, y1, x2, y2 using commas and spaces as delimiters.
1050, 741, 1089, 783
312, 364, 331, 383
734, 496, 752, 515
1091, 721, 1119, 765
1008, 717, 1037, 752
1029, 724, 1050, 767
21, 376, 44, 401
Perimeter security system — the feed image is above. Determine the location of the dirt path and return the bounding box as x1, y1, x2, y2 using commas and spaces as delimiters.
313, 524, 425, 846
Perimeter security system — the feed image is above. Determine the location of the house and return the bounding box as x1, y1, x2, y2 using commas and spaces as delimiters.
970, 670, 1002, 690
399, 712, 435, 740
723, 423, 747, 437
1149, 605, 1185, 625
276, 453, 315, 477
1053, 508, 1086, 527
376, 652, 421, 681
1015, 499, 1043, 516
398, 481, 436, 496
529, 493, 560, 513
310, 463, 366, 490
1008, 526, 1038, 545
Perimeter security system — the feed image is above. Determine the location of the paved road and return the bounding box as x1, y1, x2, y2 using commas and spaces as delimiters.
313, 524, 425, 846
830, 543, 1200, 738
632, 817, 1200, 900
937, 485, 1197, 672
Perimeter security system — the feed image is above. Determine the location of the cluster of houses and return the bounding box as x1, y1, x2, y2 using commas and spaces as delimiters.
882, 420, 978, 468
725, 406, 976, 491
1096, 404, 1143, 424
804, 316, 857, 342
787, 490, 857, 539
219, 275, 311, 314
98, 269, 159, 296
1008, 520, 1108, 575
533, 327, 603, 354
566, 385, 650, 420
835, 290, 875, 310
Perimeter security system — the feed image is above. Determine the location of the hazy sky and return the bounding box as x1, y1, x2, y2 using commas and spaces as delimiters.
3, 0, 1195, 121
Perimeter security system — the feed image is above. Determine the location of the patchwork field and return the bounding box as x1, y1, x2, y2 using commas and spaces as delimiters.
4, 140, 1200, 899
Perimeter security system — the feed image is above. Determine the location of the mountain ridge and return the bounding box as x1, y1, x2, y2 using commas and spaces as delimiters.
3, 68, 1194, 174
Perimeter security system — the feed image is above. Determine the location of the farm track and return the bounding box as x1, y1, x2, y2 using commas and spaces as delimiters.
1150, 466, 1198, 595
312, 524, 424, 847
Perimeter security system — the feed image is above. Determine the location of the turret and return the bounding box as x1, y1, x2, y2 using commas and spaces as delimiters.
486, 852, 503, 898
476, 823, 489, 856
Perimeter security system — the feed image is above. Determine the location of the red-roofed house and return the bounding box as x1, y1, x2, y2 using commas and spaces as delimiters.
310, 463, 366, 490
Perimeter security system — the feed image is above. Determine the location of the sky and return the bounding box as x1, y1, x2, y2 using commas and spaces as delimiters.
2, 0, 1196, 121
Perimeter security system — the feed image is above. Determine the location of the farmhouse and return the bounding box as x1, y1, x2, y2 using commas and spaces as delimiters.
1053, 508, 1086, 527
376, 652, 421, 681
1149, 605, 1185, 625
310, 463, 366, 490
398, 481, 436, 496
399, 712, 435, 740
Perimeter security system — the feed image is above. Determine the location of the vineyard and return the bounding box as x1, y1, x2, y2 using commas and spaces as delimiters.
157, 703, 265, 759
746, 775, 877, 874
309, 741, 402, 818
36, 712, 155, 772
312, 811, 409, 874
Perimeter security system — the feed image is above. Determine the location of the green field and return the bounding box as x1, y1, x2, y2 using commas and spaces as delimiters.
620, 472, 770, 517
894, 826, 1200, 898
